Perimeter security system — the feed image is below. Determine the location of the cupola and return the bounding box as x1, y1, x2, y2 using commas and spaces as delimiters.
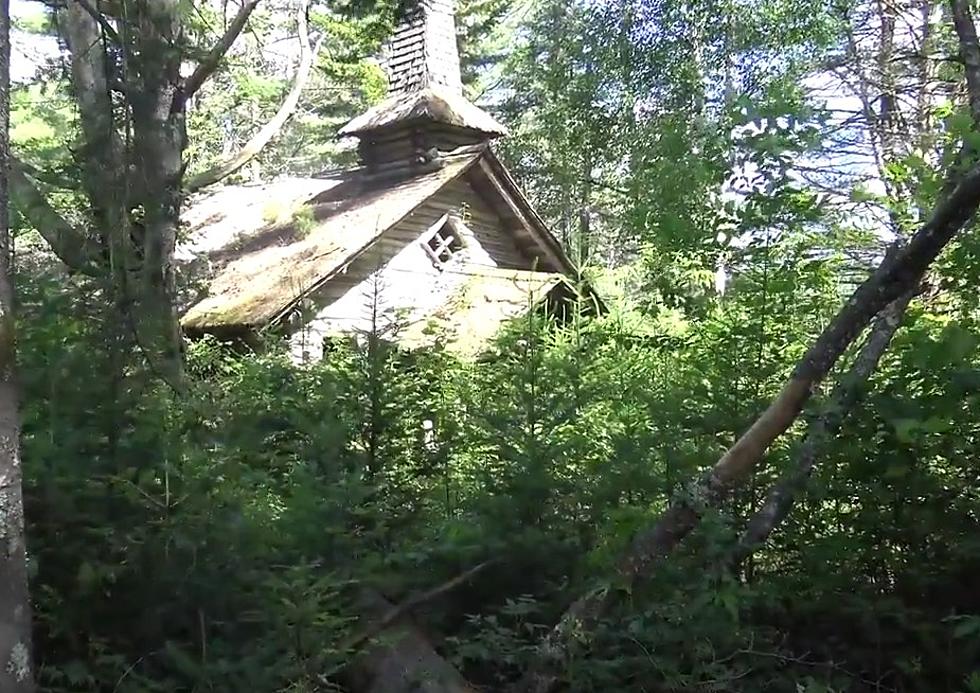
339, 0, 508, 171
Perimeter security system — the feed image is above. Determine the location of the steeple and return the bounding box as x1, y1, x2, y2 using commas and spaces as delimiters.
340, 0, 507, 171
383, 0, 463, 97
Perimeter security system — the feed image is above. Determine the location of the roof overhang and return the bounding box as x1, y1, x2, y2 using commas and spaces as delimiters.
339, 86, 509, 139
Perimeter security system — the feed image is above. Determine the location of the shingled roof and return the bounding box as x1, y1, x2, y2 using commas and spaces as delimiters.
181, 152, 480, 331
383, 0, 462, 97
339, 0, 506, 142
339, 86, 508, 138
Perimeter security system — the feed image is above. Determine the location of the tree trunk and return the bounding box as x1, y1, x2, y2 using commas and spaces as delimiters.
127, 0, 189, 388
12, 0, 265, 389
346, 591, 478, 693
0, 0, 35, 687
732, 288, 916, 566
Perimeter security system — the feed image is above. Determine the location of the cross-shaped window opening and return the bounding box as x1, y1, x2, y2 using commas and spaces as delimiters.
423, 216, 466, 268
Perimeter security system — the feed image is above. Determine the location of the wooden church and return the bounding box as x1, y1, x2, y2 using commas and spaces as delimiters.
179, 0, 584, 360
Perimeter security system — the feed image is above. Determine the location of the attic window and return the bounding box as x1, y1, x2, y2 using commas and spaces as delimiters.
423, 215, 466, 269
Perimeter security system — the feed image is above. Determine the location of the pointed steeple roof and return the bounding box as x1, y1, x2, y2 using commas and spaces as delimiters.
383, 0, 463, 97
340, 0, 506, 150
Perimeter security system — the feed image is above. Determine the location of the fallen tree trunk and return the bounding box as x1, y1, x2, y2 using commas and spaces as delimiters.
732, 288, 916, 566
345, 590, 478, 693
516, 159, 980, 693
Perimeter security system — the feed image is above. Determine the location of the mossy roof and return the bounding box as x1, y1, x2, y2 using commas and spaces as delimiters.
339, 86, 508, 139
180, 152, 480, 331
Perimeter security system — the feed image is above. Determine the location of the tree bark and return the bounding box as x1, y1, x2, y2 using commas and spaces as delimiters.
126, 0, 190, 389
0, 0, 35, 688
7, 159, 99, 274
953, 0, 980, 125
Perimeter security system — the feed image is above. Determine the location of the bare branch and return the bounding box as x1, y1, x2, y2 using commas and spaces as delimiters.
343, 561, 496, 653
181, 0, 261, 103
184, 0, 321, 194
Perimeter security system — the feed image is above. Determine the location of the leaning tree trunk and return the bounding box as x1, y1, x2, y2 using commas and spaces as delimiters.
731, 288, 916, 566
515, 5, 980, 689
0, 0, 35, 688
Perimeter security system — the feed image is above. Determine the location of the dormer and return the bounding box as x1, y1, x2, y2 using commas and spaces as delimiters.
339, 0, 508, 171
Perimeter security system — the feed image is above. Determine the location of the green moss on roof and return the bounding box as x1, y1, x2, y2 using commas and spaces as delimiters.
181, 154, 479, 331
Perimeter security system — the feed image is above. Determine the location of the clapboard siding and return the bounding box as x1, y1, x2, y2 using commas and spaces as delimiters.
397, 179, 528, 268
286, 176, 536, 360
315, 175, 528, 304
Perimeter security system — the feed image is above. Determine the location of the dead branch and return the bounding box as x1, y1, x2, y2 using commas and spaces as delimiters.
342, 560, 496, 653
731, 288, 916, 566
344, 589, 481, 693
618, 153, 980, 576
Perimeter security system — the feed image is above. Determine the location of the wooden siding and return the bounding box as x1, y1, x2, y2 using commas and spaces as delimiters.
381, 0, 463, 97
287, 175, 535, 360
399, 178, 530, 268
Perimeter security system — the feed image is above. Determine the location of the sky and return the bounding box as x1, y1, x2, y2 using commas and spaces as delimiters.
11, 0, 58, 83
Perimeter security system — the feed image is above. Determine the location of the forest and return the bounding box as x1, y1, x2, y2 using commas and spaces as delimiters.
0, 0, 979, 691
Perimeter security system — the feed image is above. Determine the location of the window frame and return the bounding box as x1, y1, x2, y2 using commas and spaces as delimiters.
421, 214, 469, 269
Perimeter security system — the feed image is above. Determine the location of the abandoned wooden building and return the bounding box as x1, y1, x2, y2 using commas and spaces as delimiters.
179, 0, 585, 360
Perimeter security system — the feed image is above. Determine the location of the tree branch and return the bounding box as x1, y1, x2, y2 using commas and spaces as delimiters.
12, 159, 78, 190
184, 0, 320, 194
9, 158, 100, 275
180, 0, 262, 103
514, 8, 980, 693
343, 561, 495, 654
72, 0, 120, 44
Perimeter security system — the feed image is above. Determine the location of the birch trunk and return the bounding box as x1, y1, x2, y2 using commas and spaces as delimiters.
0, 0, 34, 687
